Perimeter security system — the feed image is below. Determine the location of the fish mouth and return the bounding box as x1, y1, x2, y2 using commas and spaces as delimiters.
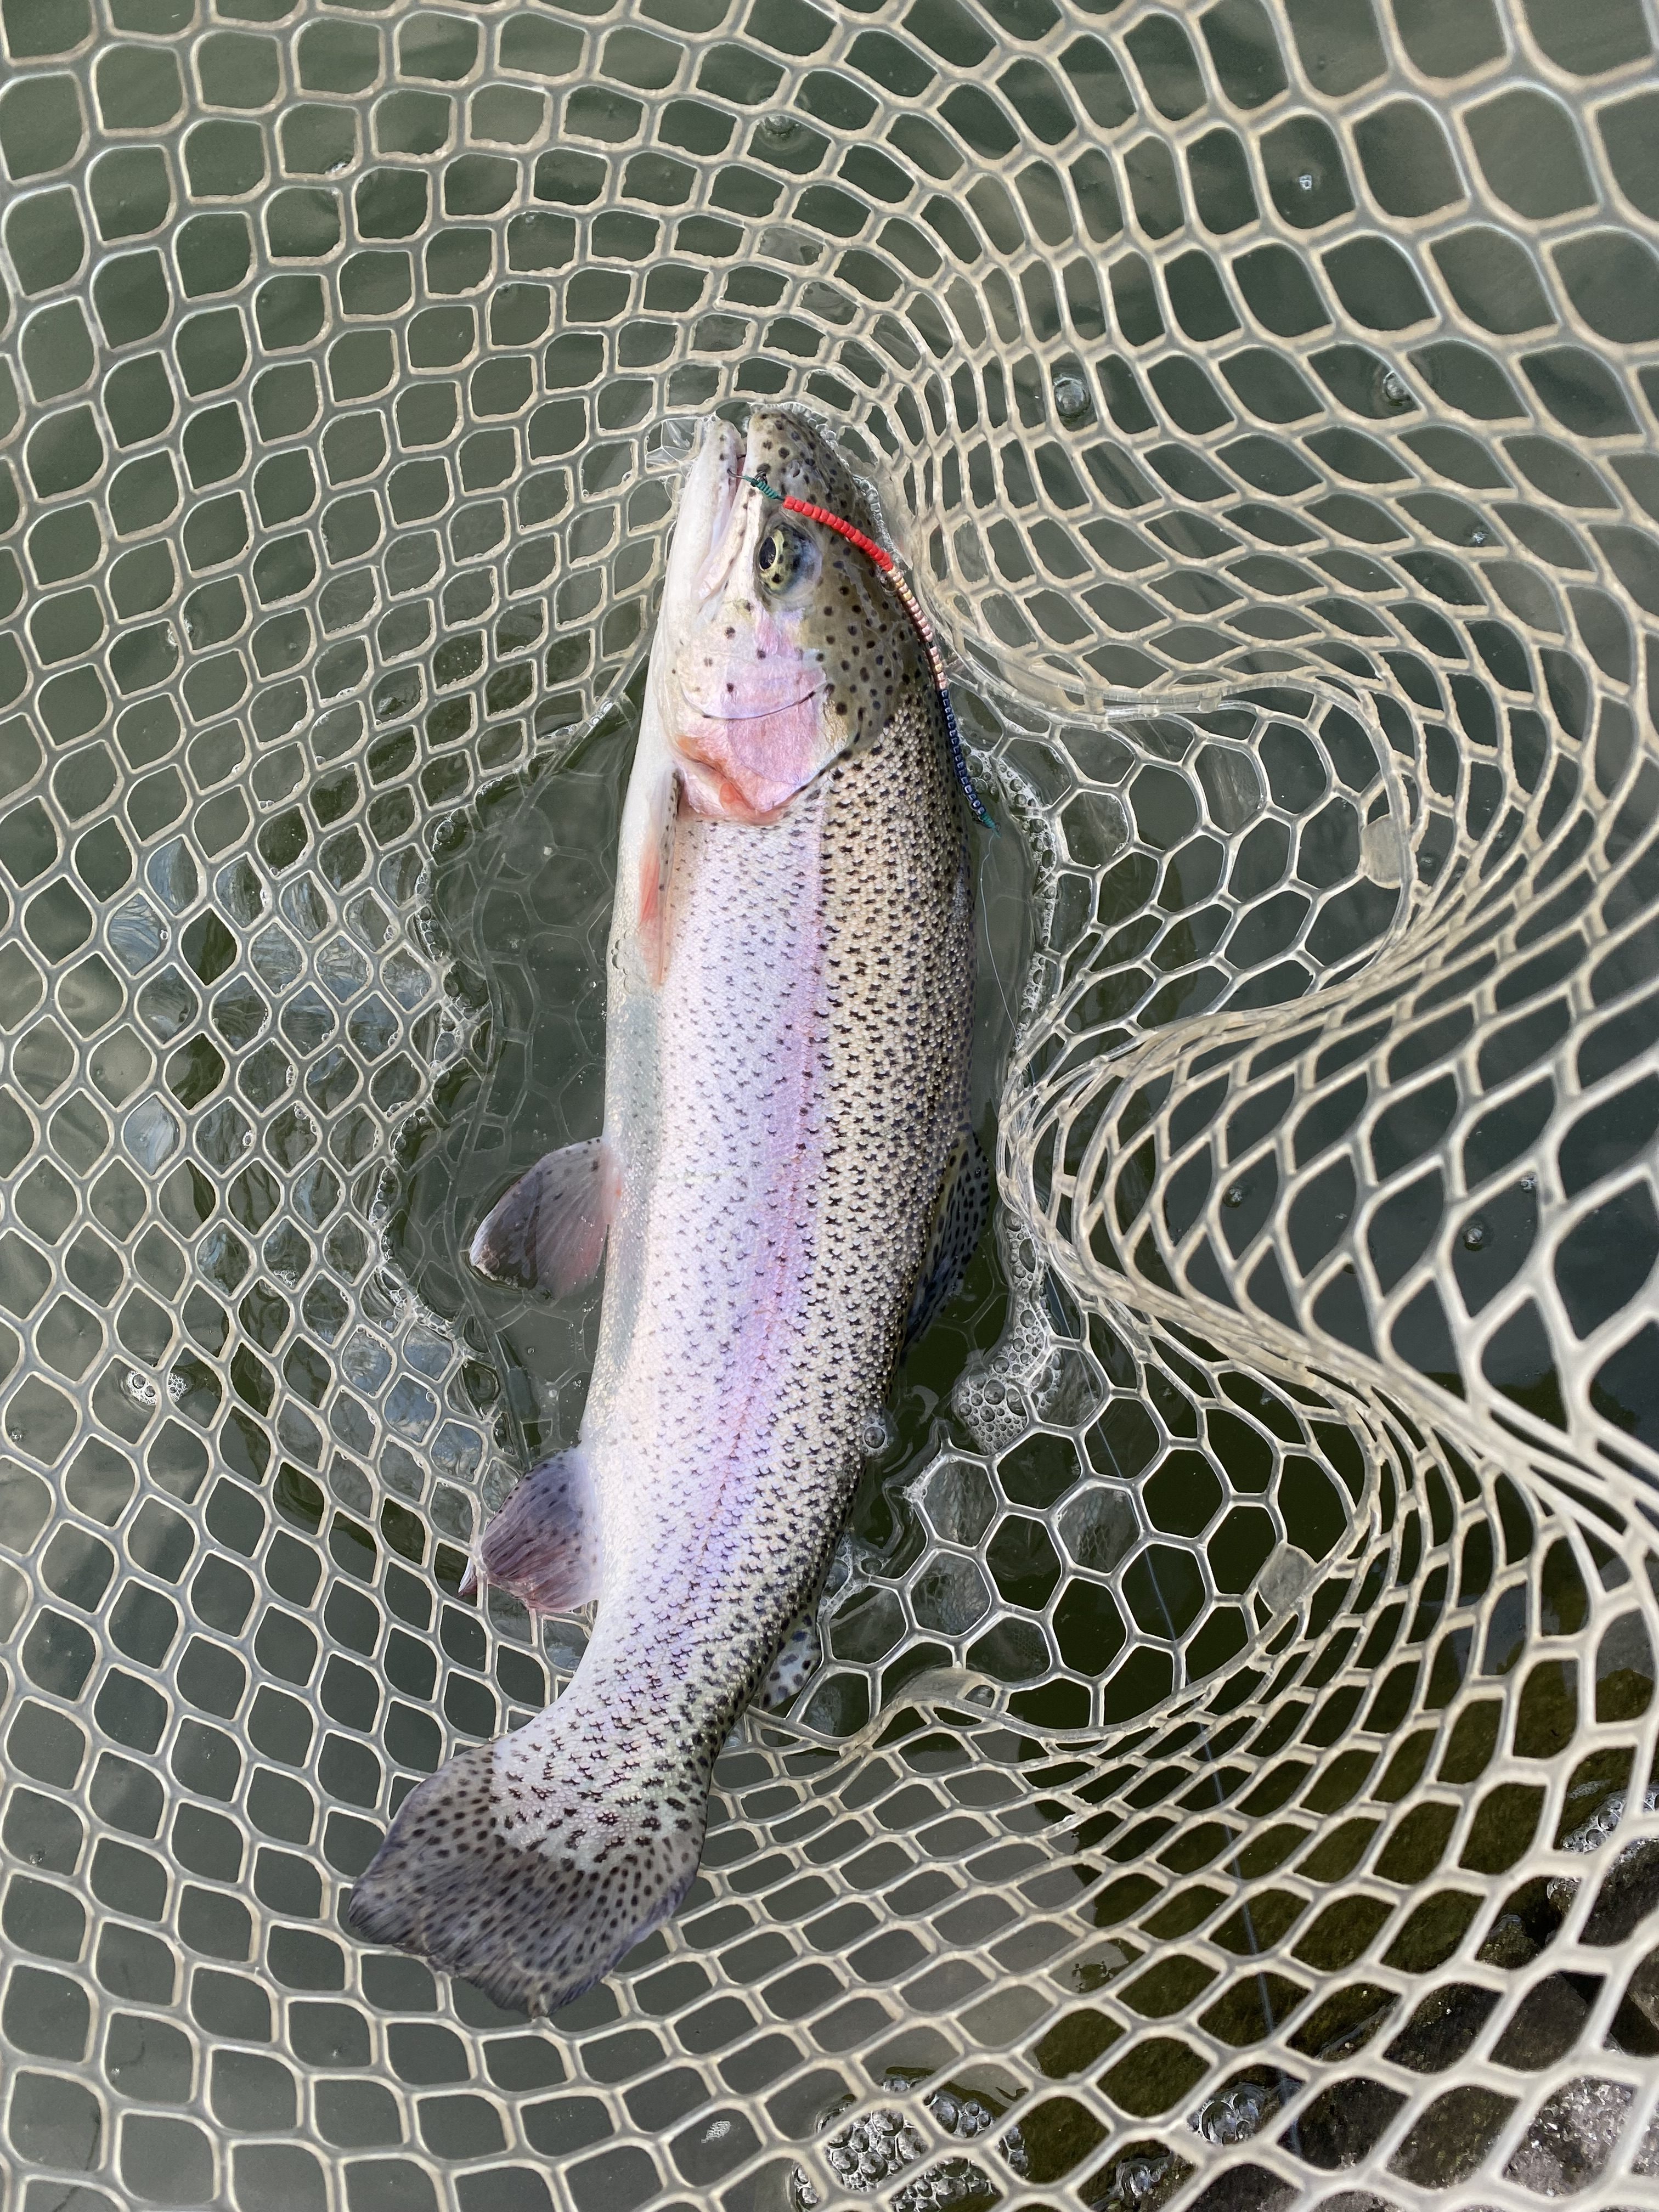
681, 684, 823, 724
668, 421, 744, 610
696, 410, 839, 593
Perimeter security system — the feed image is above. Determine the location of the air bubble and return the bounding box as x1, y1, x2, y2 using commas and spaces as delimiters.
1190, 2080, 1277, 2145
1463, 1219, 1487, 1250
1109, 2151, 1180, 2205
816, 2106, 924, 2191
860, 1408, 897, 1458
1053, 374, 1090, 422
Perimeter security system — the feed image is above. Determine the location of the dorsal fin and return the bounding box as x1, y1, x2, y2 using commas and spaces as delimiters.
904, 1128, 991, 1352
467, 1139, 619, 1297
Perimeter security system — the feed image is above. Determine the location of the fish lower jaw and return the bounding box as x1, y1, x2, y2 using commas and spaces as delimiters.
678, 679, 824, 723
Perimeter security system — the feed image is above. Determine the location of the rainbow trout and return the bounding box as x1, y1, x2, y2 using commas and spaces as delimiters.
348, 410, 982, 2014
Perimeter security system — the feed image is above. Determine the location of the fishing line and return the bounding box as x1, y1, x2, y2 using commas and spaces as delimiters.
743, 472, 996, 831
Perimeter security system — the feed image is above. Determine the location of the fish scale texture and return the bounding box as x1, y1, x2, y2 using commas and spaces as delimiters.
351, 693, 975, 2015
2, 1, 1659, 2208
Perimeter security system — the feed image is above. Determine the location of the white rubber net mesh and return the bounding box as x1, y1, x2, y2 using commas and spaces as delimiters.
4, 1, 1659, 2207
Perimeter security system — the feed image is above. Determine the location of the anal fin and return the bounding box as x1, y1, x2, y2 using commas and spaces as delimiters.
473, 1449, 599, 1616
903, 1128, 991, 1352
468, 1138, 619, 1297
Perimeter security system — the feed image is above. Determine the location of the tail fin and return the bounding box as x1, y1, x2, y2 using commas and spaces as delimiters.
346, 1705, 706, 2016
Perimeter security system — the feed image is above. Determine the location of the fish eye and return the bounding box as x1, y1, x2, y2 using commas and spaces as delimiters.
757, 522, 815, 597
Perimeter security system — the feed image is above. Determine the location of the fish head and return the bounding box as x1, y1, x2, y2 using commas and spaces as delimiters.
657, 410, 924, 823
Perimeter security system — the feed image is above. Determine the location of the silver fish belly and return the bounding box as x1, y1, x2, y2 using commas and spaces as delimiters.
348, 413, 977, 2015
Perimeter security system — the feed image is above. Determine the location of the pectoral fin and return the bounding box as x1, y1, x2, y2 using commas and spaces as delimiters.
468, 1139, 619, 1297
903, 1129, 991, 1352
473, 1449, 600, 1616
